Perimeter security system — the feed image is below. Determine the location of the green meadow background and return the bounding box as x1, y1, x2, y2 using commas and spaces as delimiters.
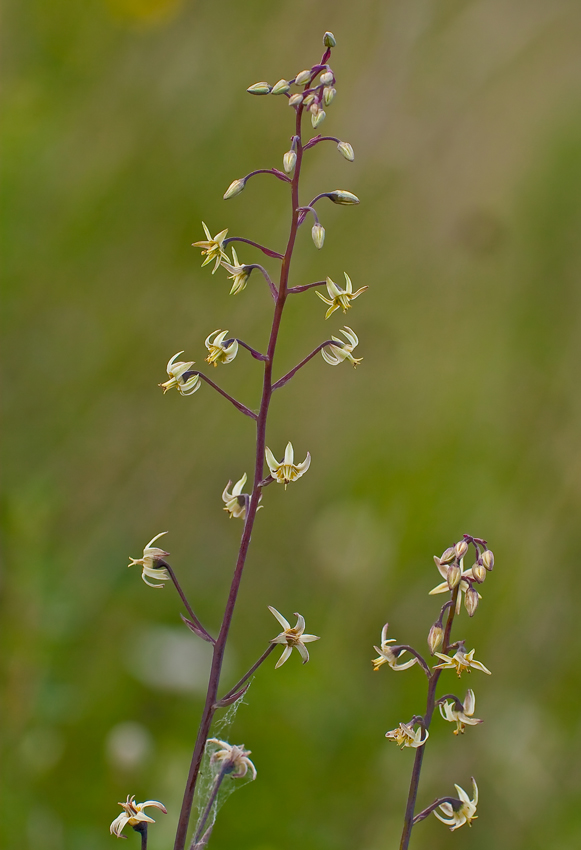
3, 1, 581, 848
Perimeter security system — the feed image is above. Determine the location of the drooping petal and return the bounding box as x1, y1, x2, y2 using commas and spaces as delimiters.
275, 645, 293, 668
268, 605, 291, 631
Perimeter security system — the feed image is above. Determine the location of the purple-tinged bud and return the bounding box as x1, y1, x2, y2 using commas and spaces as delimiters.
283, 150, 297, 174
223, 178, 246, 200
337, 142, 354, 161
247, 82, 271, 95
471, 563, 486, 584
303, 93, 316, 108
428, 622, 444, 655
311, 108, 326, 129
320, 71, 334, 85
323, 86, 336, 106
440, 547, 456, 564
465, 586, 479, 617
271, 79, 290, 95
482, 549, 494, 570
323, 32, 336, 48
328, 189, 360, 205
288, 93, 303, 107
295, 69, 311, 86
312, 223, 325, 249
455, 540, 469, 559
447, 563, 461, 590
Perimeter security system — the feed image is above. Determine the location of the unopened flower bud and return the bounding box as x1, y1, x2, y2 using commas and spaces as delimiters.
440, 546, 456, 564
311, 108, 326, 128
271, 79, 290, 95
247, 82, 271, 95
337, 142, 354, 162
320, 71, 334, 85
328, 189, 360, 205
471, 563, 486, 584
465, 586, 479, 617
323, 32, 336, 48
455, 540, 469, 559
283, 150, 297, 174
303, 94, 316, 108
312, 223, 325, 249
288, 93, 303, 107
295, 69, 311, 85
323, 86, 336, 106
428, 622, 444, 655
223, 178, 246, 200
482, 549, 494, 570
447, 563, 461, 590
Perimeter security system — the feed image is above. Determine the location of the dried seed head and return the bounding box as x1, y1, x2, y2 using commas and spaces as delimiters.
337, 141, 354, 161
271, 79, 290, 95
283, 150, 297, 174
465, 586, 479, 617
428, 621, 444, 655
323, 32, 336, 48
223, 179, 246, 200
447, 563, 461, 590
482, 549, 494, 570
247, 82, 271, 95
295, 69, 311, 85
440, 547, 456, 565
471, 563, 487, 583
312, 223, 325, 249
455, 540, 469, 559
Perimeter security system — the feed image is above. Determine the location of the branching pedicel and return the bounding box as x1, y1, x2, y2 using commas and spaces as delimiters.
373, 535, 495, 849
111, 32, 364, 850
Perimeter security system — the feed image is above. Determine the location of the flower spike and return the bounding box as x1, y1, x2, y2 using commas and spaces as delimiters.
316, 273, 368, 319
268, 606, 320, 668
321, 326, 362, 367
265, 442, 311, 487
192, 222, 229, 273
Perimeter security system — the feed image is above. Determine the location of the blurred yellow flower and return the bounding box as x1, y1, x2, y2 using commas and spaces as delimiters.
434, 645, 491, 677
222, 473, 248, 519
220, 248, 251, 295
128, 531, 171, 588
159, 351, 200, 396
385, 721, 429, 749
321, 327, 362, 367
207, 739, 257, 779
439, 689, 482, 734
372, 623, 417, 672
433, 779, 478, 831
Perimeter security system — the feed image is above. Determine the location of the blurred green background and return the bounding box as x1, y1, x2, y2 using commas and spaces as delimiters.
3, 0, 581, 848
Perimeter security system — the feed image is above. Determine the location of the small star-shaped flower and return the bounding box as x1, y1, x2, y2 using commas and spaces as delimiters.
372, 623, 417, 672
159, 352, 200, 396
207, 739, 257, 779
385, 721, 429, 749
128, 532, 171, 588
265, 442, 311, 487
220, 248, 252, 295
110, 795, 167, 838
438, 689, 482, 734
321, 326, 362, 368
433, 778, 478, 831
269, 606, 320, 668
192, 222, 229, 273
205, 330, 238, 367
434, 642, 491, 677
316, 273, 368, 319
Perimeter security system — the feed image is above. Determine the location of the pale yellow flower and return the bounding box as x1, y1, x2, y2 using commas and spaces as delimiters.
372, 623, 417, 672
265, 442, 311, 486
439, 689, 482, 734
385, 721, 429, 749
220, 248, 251, 295
269, 606, 320, 668
434, 644, 491, 677
222, 473, 248, 519
205, 330, 238, 367
110, 795, 167, 838
433, 779, 478, 831
159, 352, 200, 396
321, 326, 362, 368
207, 739, 257, 779
316, 273, 368, 319
192, 222, 229, 273
128, 532, 171, 588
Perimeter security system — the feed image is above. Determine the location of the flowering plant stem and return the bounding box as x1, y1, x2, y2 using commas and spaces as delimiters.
172, 106, 307, 850
398, 586, 460, 850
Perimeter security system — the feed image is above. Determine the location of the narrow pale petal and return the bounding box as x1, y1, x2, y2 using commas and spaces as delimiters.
284, 442, 295, 464
265, 447, 278, 475
268, 605, 291, 631
296, 642, 310, 663
275, 645, 293, 668
145, 531, 168, 550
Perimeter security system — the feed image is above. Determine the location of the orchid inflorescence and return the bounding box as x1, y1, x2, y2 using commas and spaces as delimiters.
374, 534, 495, 847
113, 31, 366, 850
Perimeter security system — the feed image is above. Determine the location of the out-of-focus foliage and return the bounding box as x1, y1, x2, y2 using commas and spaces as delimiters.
3, 1, 581, 848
